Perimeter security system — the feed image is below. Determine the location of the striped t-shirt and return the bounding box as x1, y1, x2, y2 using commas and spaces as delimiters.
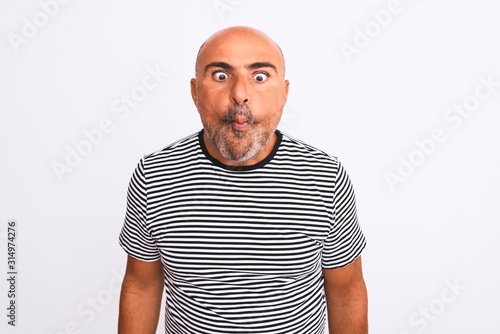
119, 129, 366, 333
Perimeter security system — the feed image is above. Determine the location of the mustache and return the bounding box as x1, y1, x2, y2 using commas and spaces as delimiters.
223, 106, 255, 124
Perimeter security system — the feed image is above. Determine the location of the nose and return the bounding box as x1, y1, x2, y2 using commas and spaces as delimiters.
230, 76, 250, 105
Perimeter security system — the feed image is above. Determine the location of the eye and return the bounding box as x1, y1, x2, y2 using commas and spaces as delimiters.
213, 71, 228, 81
253, 72, 268, 82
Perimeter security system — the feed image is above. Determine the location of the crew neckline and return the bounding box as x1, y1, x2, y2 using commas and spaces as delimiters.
198, 129, 282, 171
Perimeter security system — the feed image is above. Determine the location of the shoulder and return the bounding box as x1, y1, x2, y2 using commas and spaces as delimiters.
142, 131, 200, 166
278, 131, 341, 169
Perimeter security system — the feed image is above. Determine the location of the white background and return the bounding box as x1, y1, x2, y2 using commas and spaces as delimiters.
1, 0, 499, 333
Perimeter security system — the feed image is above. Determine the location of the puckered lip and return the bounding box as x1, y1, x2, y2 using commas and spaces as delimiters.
232, 120, 247, 131
232, 115, 247, 123
230, 115, 248, 130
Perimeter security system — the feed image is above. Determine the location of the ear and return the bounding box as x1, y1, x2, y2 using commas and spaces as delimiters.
282, 79, 290, 104
190, 78, 198, 108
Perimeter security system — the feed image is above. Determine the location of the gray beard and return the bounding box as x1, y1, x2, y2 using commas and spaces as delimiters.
207, 125, 271, 162
204, 107, 275, 162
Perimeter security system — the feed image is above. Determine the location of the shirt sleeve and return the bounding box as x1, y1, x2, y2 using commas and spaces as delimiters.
322, 160, 366, 269
119, 158, 160, 262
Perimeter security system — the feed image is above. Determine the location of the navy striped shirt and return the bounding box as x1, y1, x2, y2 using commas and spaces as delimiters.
119, 129, 366, 333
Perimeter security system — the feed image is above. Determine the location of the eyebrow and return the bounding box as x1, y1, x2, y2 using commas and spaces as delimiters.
204, 62, 233, 73
204, 61, 278, 74
247, 62, 278, 73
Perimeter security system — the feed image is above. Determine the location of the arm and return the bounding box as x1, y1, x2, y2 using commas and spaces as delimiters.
118, 255, 164, 334
323, 256, 368, 334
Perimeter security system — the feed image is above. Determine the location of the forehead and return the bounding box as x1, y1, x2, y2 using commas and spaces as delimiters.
197, 31, 284, 71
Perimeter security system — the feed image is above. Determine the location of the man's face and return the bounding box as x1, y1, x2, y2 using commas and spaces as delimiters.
191, 27, 289, 165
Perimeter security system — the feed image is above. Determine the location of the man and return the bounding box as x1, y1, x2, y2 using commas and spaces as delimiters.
118, 26, 367, 333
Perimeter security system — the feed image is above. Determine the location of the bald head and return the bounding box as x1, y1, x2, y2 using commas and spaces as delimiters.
195, 26, 285, 78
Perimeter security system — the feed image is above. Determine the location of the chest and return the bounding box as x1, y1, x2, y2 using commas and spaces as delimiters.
147, 171, 334, 276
